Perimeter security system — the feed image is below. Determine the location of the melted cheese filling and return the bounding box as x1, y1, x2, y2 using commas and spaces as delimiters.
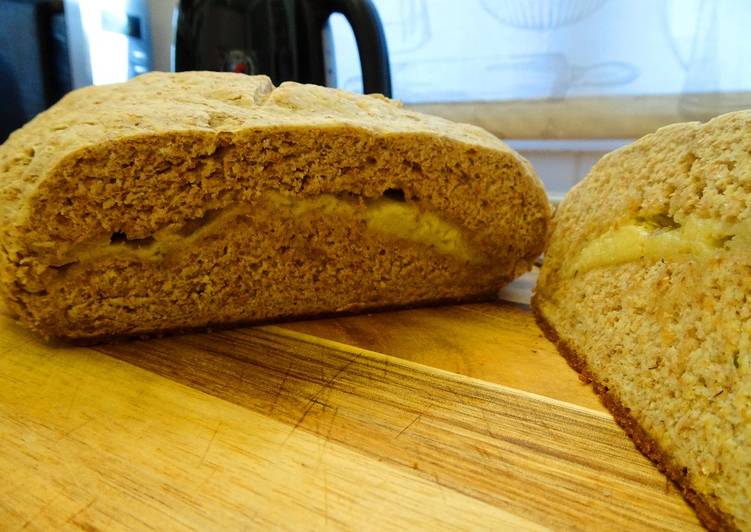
566, 215, 751, 276
268, 192, 473, 261
58, 192, 475, 267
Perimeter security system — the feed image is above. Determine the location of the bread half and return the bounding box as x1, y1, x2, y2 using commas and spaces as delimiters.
534, 111, 751, 531
0, 72, 550, 340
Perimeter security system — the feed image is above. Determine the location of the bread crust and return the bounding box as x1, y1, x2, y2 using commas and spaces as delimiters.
532, 295, 737, 532
0, 72, 551, 339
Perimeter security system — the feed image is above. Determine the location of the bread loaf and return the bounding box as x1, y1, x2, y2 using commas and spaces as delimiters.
0, 72, 550, 340
534, 111, 751, 530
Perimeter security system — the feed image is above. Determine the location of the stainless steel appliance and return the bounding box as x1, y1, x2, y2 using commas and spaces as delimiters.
0, 0, 154, 140
63, 0, 153, 88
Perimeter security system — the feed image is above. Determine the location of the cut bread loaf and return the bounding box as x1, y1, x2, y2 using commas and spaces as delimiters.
0, 71, 550, 340
534, 111, 751, 531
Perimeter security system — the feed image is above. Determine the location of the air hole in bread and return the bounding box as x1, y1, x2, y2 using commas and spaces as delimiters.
717, 234, 734, 247
110, 232, 127, 244
640, 214, 679, 230
383, 188, 406, 202
50, 262, 77, 274
109, 232, 156, 249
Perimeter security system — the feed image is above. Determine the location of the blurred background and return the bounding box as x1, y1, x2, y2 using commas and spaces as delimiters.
2, 0, 751, 199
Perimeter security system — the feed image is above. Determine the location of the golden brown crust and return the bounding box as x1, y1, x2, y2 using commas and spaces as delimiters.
532, 295, 737, 532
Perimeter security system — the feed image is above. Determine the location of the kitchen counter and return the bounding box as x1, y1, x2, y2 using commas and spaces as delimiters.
410, 92, 751, 139
0, 271, 702, 530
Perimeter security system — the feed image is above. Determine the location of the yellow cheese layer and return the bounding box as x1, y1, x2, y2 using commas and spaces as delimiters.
268, 192, 474, 261
59, 192, 474, 267
566, 215, 751, 276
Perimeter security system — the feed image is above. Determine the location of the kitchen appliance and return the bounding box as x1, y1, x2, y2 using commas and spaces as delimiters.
63, 0, 154, 88
0, 0, 390, 141
173, 0, 392, 96
0, 0, 156, 141
0, 0, 71, 141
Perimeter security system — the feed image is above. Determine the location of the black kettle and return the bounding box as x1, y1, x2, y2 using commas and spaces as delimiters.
174, 0, 392, 97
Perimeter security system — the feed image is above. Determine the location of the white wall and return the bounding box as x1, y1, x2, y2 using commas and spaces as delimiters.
332, 0, 751, 105
507, 139, 631, 200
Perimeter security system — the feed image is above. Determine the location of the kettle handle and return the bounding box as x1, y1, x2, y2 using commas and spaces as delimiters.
324, 0, 392, 97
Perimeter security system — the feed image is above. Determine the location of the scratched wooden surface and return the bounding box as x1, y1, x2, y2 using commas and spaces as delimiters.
0, 275, 702, 530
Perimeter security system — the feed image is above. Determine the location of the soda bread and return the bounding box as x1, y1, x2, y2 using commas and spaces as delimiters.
534, 111, 751, 530
0, 72, 550, 340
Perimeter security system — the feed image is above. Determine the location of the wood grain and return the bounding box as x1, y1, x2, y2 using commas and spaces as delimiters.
280, 300, 604, 412
0, 306, 701, 530
0, 318, 536, 531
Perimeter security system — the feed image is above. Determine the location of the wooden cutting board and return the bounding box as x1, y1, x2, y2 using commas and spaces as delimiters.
0, 275, 702, 530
